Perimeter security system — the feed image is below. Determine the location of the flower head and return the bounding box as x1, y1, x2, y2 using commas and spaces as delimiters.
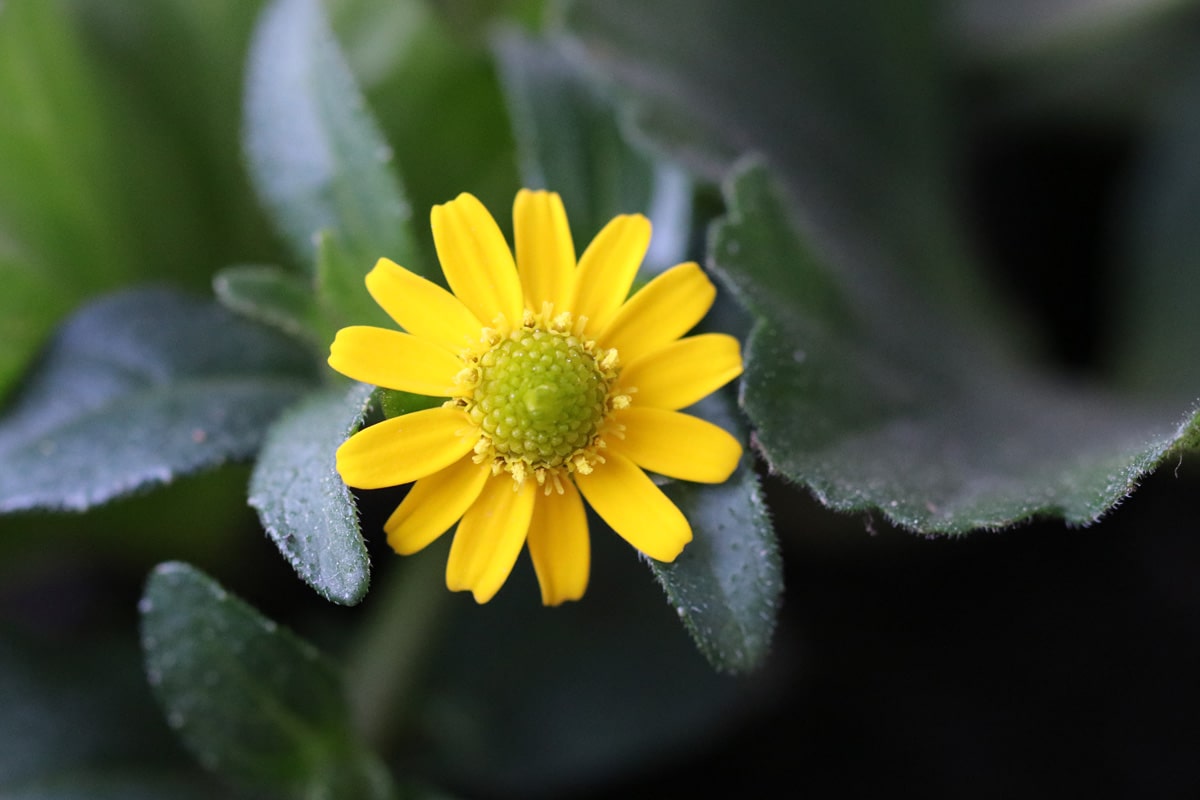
329, 190, 744, 605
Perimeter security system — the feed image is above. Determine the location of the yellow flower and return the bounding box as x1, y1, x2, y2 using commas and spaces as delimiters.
328, 190, 744, 605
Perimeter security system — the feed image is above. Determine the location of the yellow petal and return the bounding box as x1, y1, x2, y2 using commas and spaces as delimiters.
514, 189, 575, 313
446, 476, 537, 603
574, 451, 691, 562
384, 454, 491, 555
328, 326, 463, 396
571, 214, 651, 336
526, 480, 590, 606
430, 193, 523, 327
599, 262, 716, 364
619, 333, 743, 410
611, 407, 742, 484
365, 258, 482, 353
335, 406, 476, 489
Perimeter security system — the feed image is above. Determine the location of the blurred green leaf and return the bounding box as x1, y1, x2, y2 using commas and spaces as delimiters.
357, 3, 520, 257
714, 163, 1198, 531
951, 0, 1191, 59
249, 382, 375, 606
315, 232, 394, 333
140, 561, 396, 799
0, 287, 318, 514
565, 0, 1200, 533
563, 0, 996, 330
1113, 57, 1200, 396
491, 27, 692, 265
243, 0, 420, 281
214, 264, 328, 347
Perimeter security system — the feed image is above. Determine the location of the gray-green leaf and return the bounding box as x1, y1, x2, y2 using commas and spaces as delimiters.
0, 287, 318, 514
566, 0, 1200, 533
491, 27, 692, 268
249, 382, 375, 606
654, 393, 782, 674
140, 561, 395, 800
243, 0, 420, 281
715, 163, 1197, 532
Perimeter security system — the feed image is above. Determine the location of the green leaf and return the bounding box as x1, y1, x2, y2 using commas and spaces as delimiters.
140, 561, 396, 800
562, 0, 997, 328
249, 382, 375, 606
565, 0, 1200, 532
243, 0, 420, 281
491, 27, 692, 266
0, 287, 318, 514
213, 263, 328, 348
952, 0, 1189, 59
652, 391, 781, 674
714, 163, 1198, 532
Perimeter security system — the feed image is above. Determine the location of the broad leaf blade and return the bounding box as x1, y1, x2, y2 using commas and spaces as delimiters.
244, 0, 420, 280
716, 164, 1197, 532
653, 392, 781, 674
0, 287, 318, 513
566, 0, 1200, 533
140, 561, 395, 799
249, 382, 375, 606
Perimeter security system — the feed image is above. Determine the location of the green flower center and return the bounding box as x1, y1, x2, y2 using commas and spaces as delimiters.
467, 328, 611, 470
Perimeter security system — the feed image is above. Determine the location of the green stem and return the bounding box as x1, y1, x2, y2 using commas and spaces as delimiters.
343, 541, 452, 751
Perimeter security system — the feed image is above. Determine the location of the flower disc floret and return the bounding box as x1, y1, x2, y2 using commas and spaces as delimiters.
467, 326, 612, 471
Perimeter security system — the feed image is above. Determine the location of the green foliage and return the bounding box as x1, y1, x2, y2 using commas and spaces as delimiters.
243, 0, 419, 279
250, 382, 376, 605
0, 288, 317, 513
140, 562, 395, 799
564, 0, 1200, 532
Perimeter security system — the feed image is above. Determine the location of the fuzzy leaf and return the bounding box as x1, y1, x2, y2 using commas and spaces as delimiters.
0, 287, 318, 514
140, 561, 395, 799
566, 0, 1200, 533
249, 382, 375, 606
243, 0, 420, 281
714, 163, 1198, 531
653, 391, 782, 674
